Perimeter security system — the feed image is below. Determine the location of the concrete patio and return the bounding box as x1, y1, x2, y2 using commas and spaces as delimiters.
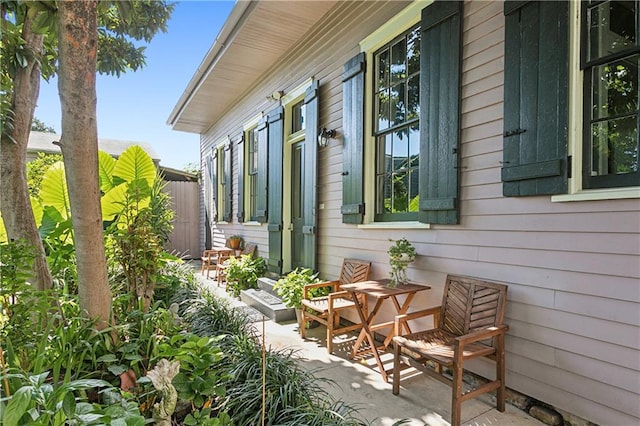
198, 273, 545, 426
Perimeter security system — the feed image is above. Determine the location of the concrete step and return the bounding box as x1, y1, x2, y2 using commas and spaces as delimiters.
257, 277, 279, 296
240, 277, 295, 323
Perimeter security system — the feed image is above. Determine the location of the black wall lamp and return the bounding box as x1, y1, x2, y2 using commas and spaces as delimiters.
317, 127, 336, 148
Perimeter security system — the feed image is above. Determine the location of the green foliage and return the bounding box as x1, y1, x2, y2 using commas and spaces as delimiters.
224, 255, 266, 297
27, 153, 63, 198
273, 268, 321, 309
388, 238, 416, 264
171, 286, 254, 344
99, 306, 182, 382
182, 162, 201, 178
1, 289, 107, 385
184, 408, 233, 426
154, 259, 197, 307
99, 145, 173, 312
155, 335, 227, 409
30, 118, 56, 133
0, 370, 116, 426
148, 177, 174, 244
0, 239, 35, 330
34, 161, 77, 291
1, 1, 173, 136
218, 338, 367, 426
387, 238, 416, 286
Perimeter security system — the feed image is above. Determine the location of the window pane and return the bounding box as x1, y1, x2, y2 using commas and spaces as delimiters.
592, 55, 639, 119
248, 128, 258, 174
219, 149, 226, 184
391, 82, 406, 126
390, 39, 406, 85
373, 24, 421, 219
407, 27, 421, 76
408, 125, 420, 161
591, 115, 638, 176
588, 1, 637, 62
291, 101, 305, 133
250, 176, 257, 219
377, 49, 389, 92
377, 89, 390, 130
407, 74, 420, 122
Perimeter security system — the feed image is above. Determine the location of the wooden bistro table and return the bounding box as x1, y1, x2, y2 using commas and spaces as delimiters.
341, 279, 431, 382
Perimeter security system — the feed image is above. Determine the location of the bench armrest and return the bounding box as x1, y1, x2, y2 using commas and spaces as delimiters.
394, 306, 442, 336
303, 280, 340, 299
455, 324, 509, 347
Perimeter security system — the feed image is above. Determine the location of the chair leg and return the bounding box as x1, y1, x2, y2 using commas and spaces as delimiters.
451, 361, 463, 426
496, 333, 506, 412
300, 309, 307, 339
392, 342, 401, 395
326, 312, 335, 353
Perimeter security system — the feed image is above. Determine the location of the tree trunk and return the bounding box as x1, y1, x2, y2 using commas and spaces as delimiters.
0, 11, 53, 291
57, 0, 111, 326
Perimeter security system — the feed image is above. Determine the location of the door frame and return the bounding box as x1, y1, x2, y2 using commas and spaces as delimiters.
281, 79, 313, 272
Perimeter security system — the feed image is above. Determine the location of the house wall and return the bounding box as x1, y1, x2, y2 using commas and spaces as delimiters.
198, 1, 640, 424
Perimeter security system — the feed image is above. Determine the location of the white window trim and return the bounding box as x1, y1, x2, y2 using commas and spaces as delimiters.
359, 0, 431, 225
553, 0, 639, 202
358, 221, 431, 230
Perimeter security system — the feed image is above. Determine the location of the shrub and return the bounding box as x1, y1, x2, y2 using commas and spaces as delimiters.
224, 255, 265, 297
273, 268, 320, 309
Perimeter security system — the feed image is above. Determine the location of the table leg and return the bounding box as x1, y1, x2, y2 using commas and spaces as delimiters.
350, 295, 391, 381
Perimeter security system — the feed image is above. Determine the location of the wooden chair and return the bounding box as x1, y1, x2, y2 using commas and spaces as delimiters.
392, 275, 509, 426
216, 242, 257, 286
300, 259, 371, 353
200, 250, 216, 279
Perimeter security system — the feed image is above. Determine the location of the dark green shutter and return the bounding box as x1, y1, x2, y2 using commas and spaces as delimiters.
502, 0, 568, 196
418, 0, 463, 224
267, 107, 284, 274
236, 134, 245, 222
255, 117, 268, 223
203, 155, 212, 249
223, 142, 232, 222
211, 149, 218, 222
302, 80, 319, 270
341, 52, 366, 224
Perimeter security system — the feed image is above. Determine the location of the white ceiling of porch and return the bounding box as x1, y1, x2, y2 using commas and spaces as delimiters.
168, 0, 337, 134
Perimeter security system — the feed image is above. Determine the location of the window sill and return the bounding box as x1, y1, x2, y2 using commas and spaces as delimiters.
552, 187, 640, 202
357, 221, 431, 230
242, 221, 262, 227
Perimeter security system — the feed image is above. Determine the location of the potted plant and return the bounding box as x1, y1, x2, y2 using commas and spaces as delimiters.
273, 268, 321, 327
227, 235, 243, 251
225, 255, 266, 297
387, 237, 416, 287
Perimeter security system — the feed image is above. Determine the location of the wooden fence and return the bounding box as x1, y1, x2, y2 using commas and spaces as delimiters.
164, 181, 200, 259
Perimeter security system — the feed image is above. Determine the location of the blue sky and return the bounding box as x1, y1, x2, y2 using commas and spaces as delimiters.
34, 0, 235, 170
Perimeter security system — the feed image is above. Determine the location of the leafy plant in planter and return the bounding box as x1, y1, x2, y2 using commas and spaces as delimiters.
224, 255, 265, 297
387, 237, 416, 287
273, 268, 321, 311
